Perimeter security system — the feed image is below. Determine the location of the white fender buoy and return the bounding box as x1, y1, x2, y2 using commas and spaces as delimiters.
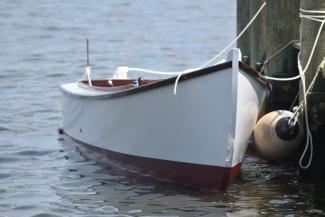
253, 110, 303, 161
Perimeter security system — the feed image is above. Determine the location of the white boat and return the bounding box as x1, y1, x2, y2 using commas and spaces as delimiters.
59, 49, 267, 190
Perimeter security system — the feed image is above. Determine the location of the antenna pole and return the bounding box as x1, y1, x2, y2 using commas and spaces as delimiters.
84, 37, 92, 86
86, 37, 90, 66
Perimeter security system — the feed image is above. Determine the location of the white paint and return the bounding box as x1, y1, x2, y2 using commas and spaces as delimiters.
61, 50, 266, 168
225, 49, 240, 167
232, 70, 267, 166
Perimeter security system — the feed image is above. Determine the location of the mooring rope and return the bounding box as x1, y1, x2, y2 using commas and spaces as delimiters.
256, 8, 325, 169
117, 2, 267, 95
261, 40, 300, 81
298, 8, 325, 169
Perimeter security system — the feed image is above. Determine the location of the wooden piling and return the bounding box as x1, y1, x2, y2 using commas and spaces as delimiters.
237, 0, 251, 64
249, 0, 267, 70
300, 1, 325, 91
240, 0, 300, 110
237, 0, 300, 75
265, 1, 300, 77
265, 0, 300, 110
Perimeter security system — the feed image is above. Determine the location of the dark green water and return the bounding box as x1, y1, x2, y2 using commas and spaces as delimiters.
0, 0, 324, 216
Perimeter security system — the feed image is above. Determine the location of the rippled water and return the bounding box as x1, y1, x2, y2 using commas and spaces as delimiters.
0, 0, 325, 216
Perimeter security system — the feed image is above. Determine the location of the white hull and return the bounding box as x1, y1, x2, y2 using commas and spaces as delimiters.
60, 49, 267, 189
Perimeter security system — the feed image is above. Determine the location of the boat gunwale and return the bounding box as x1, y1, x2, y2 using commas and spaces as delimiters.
60, 61, 266, 100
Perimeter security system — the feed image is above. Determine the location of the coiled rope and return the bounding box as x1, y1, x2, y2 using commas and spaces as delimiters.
118, 2, 267, 95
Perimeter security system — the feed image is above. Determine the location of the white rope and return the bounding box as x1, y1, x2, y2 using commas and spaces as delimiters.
261, 9, 325, 82
120, 2, 267, 95
297, 9, 325, 169
259, 8, 324, 169
263, 74, 301, 81
298, 61, 314, 170
198, 2, 267, 69
298, 57, 322, 169
127, 67, 179, 75
300, 8, 325, 14
173, 2, 266, 95
288, 104, 302, 127
261, 40, 299, 78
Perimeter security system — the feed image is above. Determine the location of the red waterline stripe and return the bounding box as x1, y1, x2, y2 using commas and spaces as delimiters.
59, 129, 241, 190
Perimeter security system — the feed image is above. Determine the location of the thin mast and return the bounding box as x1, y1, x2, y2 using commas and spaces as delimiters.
86, 37, 90, 67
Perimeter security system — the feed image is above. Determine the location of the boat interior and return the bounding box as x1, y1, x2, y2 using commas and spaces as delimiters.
79, 78, 161, 92
81, 78, 159, 87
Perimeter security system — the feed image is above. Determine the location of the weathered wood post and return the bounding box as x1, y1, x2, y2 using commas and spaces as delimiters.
237, 0, 251, 64
249, 0, 267, 71
300, 0, 325, 175
239, 0, 300, 110
265, 0, 300, 110
300, 1, 325, 87
265, 1, 300, 77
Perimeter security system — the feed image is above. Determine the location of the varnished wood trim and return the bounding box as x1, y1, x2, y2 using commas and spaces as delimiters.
239, 61, 266, 86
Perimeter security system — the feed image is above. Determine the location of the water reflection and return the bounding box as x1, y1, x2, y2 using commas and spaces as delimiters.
49, 137, 325, 217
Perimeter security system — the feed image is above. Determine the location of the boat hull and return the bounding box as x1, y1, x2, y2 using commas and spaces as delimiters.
64, 133, 241, 189
60, 50, 267, 190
